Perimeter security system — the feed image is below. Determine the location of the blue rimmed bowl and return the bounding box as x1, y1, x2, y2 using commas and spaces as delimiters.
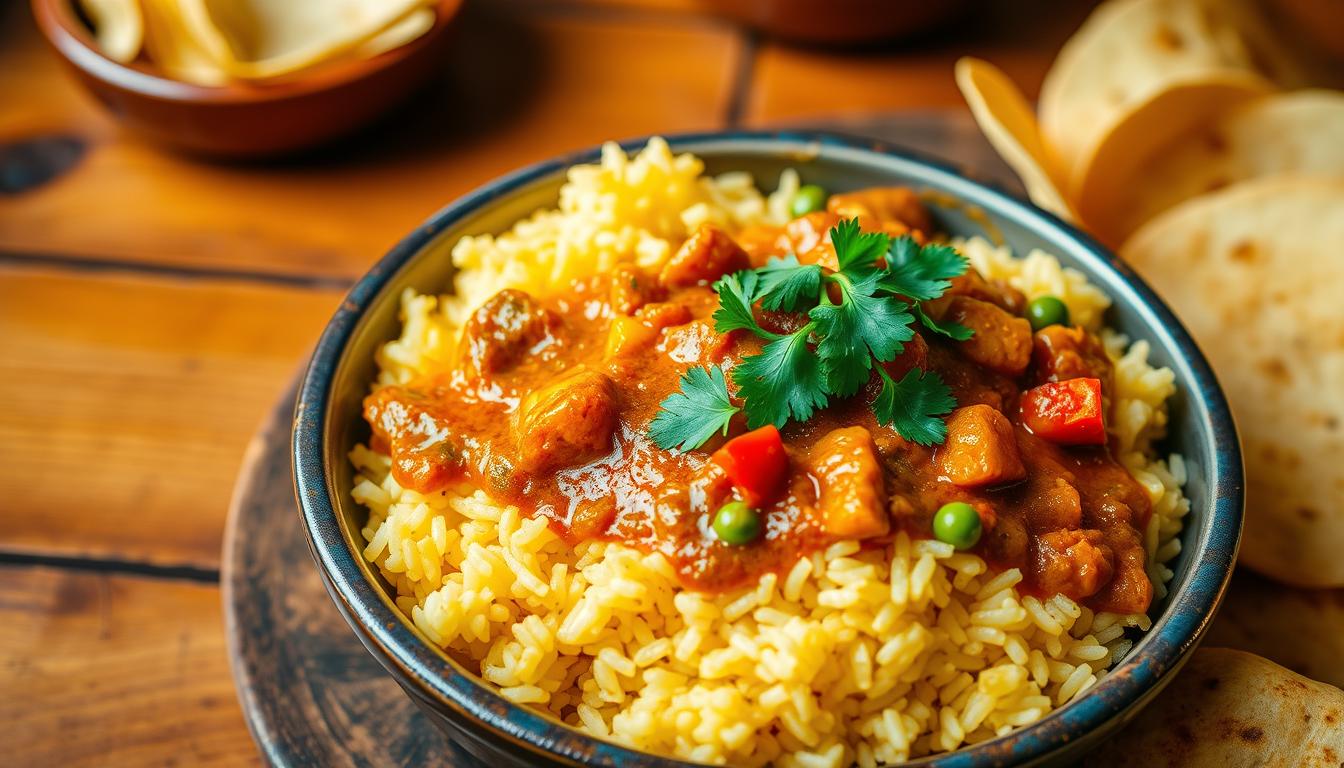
293, 131, 1244, 767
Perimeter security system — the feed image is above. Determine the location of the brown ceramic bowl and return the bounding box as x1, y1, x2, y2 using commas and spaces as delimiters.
31, 0, 463, 157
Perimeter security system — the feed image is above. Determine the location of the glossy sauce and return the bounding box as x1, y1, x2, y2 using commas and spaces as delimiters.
365, 190, 1155, 613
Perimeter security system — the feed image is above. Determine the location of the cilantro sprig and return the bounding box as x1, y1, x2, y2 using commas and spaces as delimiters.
649, 220, 973, 450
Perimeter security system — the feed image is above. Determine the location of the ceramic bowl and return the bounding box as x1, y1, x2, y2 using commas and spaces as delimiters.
294, 131, 1244, 767
31, 0, 463, 157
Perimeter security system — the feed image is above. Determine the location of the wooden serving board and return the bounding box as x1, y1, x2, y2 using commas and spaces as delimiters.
220, 113, 1022, 767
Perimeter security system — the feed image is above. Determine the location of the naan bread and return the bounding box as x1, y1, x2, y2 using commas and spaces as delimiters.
1087, 648, 1344, 767
1121, 177, 1344, 587
1086, 91, 1344, 244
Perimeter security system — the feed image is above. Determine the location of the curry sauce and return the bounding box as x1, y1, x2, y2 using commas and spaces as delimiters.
365, 189, 1154, 614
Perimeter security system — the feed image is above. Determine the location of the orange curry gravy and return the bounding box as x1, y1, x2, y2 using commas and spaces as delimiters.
365, 188, 1154, 614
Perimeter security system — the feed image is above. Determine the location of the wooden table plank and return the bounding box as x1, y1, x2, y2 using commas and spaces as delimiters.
0, 5, 741, 280
0, 565, 259, 767
742, 0, 1094, 124
0, 265, 341, 568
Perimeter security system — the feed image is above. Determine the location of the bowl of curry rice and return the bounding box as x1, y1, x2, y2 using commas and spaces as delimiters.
294, 132, 1243, 767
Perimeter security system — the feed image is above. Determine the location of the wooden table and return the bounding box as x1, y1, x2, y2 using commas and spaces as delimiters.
0, 1, 1108, 764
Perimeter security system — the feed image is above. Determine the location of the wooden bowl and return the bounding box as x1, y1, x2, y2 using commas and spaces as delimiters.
31, 0, 463, 158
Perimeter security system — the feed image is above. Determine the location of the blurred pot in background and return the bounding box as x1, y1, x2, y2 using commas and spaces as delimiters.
702, 0, 969, 45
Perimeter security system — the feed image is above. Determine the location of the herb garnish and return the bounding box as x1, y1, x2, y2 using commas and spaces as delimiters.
648, 219, 971, 451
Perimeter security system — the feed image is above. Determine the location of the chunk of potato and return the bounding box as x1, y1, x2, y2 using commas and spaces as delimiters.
514, 367, 617, 473
605, 302, 692, 359
1032, 529, 1114, 601
938, 404, 1027, 488
1032, 325, 1113, 390
805, 426, 890, 540
660, 223, 750, 288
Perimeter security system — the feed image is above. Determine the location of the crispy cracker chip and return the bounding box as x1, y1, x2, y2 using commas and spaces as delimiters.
139, 0, 229, 86
193, 0, 430, 80
1086, 648, 1344, 767
79, 0, 143, 63
955, 57, 1078, 223
1121, 176, 1344, 587
358, 8, 436, 58
1038, 0, 1272, 209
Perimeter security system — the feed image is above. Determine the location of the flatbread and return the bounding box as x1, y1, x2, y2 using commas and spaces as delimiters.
954, 57, 1078, 223
1205, 570, 1344, 689
1083, 90, 1344, 244
1038, 0, 1272, 202
1120, 176, 1344, 587
1086, 647, 1344, 767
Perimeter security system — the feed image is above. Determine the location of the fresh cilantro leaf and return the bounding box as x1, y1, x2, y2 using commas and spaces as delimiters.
648, 365, 741, 451
711, 271, 772, 338
810, 272, 915, 396
756, 255, 823, 312
830, 217, 891, 273
649, 219, 968, 448
732, 327, 829, 429
873, 367, 957, 446
914, 303, 973, 341
879, 235, 969, 301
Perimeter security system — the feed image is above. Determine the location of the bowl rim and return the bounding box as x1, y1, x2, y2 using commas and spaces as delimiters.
293, 130, 1244, 767
30, 0, 463, 104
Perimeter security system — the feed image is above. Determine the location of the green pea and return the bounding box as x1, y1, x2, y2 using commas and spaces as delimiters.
933, 501, 982, 550
1025, 295, 1070, 331
790, 184, 828, 218
713, 500, 762, 545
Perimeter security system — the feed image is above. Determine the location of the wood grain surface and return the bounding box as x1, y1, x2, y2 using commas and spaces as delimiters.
0, 565, 258, 766
3, 0, 1340, 763
0, 265, 341, 568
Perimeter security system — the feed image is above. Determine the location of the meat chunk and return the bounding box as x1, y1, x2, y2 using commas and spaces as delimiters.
609, 264, 663, 316
660, 223, 750, 288
944, 269, 1026, 314
1032, 325, 1113, 392
1023, 476, 1083, 532
805, 426, 890, 540
1086, 524, 1153, 614
364, 385, 464, 492
938, 404, 1027, 488
1032, 529, 1115, 601
514, 368, 617, 473
827, 187, 934, 237
458, 289, 559, 376
943, 296, 1033, 376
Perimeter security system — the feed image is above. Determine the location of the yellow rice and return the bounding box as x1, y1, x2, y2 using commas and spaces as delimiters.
350, 139, 1189, 767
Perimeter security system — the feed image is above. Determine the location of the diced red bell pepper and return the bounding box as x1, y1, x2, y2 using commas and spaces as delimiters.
1019, 377, 1106, 446
711, 425, 788, 506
